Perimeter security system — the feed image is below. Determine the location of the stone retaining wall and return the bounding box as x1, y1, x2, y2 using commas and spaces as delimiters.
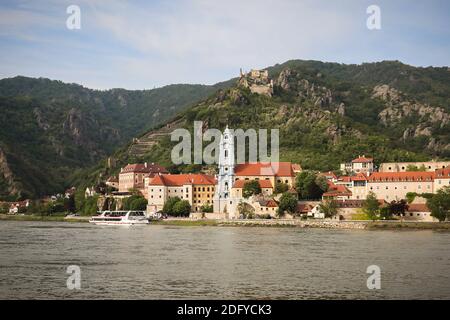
220, 219, 368, 230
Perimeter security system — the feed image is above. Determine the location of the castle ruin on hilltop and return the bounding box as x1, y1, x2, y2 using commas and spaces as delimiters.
238, 68, 274, 97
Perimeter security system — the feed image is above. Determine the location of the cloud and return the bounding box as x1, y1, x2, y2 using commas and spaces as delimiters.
0, 0, 448, 89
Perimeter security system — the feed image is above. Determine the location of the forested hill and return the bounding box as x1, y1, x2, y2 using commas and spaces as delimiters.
84, 60, 450, 188
0, 76, 232, 200
2, 60, 450, 200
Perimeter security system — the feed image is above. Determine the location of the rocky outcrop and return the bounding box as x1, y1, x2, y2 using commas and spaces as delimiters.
372, 84, 402, 103
376, 85, 449, 127
0, 147, 20, 196
33, 108, 50, 131
275, 68, 334, 108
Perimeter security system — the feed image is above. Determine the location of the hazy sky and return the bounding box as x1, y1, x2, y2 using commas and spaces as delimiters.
0, 0, 449, 89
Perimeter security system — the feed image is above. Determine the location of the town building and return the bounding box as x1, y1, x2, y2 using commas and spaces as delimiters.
146, 174, 216, 213
340, 155, 374, 174
230, 180, 273, 198
118, 162, 168, 193
431, 167, 450, 191
367, 171, 435, 201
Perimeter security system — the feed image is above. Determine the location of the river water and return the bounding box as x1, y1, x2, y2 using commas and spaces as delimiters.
0, 221, 449, 299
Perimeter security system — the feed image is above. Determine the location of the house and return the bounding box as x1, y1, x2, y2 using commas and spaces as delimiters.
322, 181, 352, 200
231, 179, 273, 198
118, 162, 168, 193
340, 155, 374, 174
253, 198, 279, 217
296, 202, 322, 218
404, 203, 437, 222
233, 162, 297, 188
146, 174, 216, 213
333, 173, 368, 200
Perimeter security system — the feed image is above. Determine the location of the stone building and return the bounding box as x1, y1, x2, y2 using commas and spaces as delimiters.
238, 68, 274, 96
118, 162, 168, 193
146, 174, 216, 213
340, 155, 374, 174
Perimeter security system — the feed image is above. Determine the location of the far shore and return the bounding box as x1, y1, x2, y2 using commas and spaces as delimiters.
1, 214, 449, 230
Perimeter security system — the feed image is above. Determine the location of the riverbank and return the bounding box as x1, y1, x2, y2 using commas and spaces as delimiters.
155, 218, 450, 230
0, 214, 90, 223
1, 214, 449, 230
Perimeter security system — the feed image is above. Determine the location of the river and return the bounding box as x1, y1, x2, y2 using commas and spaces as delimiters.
0, 221, 449, 299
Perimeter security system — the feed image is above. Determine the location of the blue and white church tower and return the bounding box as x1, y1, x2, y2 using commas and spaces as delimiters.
214, 125, 236, 218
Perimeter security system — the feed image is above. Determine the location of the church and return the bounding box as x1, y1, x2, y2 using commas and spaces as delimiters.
213, 126, 300, 219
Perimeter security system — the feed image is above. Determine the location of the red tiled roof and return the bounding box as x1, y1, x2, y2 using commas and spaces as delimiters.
232, 179, 273, 189
320, 171, 337, 180
323, 183, 352, 197
296, 203, 314, 213
121, 163, 168, 174
264, 199, 279, 208
234, 162, 294, 177
407, 203, 430, 212
338, 173, 367, 182
368, 172, 435, 182
435, 166, 450, 179
149, 174, 216, 186
352, 156, 373, 163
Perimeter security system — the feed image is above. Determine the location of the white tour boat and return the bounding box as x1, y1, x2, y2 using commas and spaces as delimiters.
89, 210, 149, 226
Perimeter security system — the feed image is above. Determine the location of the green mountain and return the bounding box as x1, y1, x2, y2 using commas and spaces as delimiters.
2, 60, 450, 199
0, 76, 232, 199
86, 60, 450, 186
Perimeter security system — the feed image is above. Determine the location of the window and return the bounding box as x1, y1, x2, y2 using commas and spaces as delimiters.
225, 150, 228, 158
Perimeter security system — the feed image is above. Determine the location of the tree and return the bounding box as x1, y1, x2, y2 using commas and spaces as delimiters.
130, 197, 148, 211
243, 180, 262, 198
274, 182, 289, 194
64, 195, 76, 213
172, 200, 191, 217
277, 192, 297, 217
0, 203, 9, 214
319, 199, 340, 218
427, 186, 450, 222
387, 200, 408, 218
162, 197, 181, 215
200, 203, 213, 213
363, 192, 380, 221
406, 192, 417, 204
295, 171, 328, 200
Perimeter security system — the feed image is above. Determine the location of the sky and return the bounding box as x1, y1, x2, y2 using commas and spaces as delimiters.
0, 0, 449, 90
